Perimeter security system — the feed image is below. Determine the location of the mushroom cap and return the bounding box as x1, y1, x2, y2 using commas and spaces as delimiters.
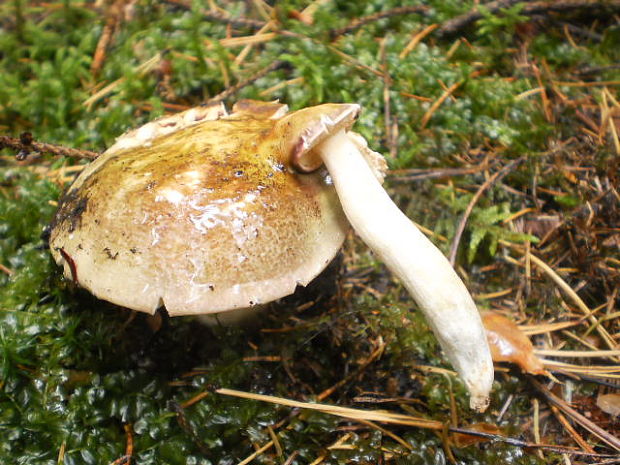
49, 100, 374, 316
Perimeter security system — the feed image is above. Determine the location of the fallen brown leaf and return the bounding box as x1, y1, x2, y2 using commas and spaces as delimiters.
482, 311, 546, 375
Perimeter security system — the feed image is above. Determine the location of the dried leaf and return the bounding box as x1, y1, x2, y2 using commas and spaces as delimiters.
482, 311, 546, 374
519, 214, 561, 237
602, 233, 620, 250
597, 393, 620, 417
452, 423, 504, 447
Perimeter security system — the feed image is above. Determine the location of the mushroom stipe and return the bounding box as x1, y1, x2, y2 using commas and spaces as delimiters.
49, 100, 494, 411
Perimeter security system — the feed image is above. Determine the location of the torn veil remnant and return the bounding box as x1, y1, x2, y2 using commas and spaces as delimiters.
49, 100, 493, 410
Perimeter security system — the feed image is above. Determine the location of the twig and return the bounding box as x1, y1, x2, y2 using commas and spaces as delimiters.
109, 455, 131, 465
110, 424, 134, 465
448, 157, 525, 265
205, 60, 285, 105
84, 53, 162, 108
267, 425, 283, 459
399, 23, 439, 59
0, 263, 14, 276
327, 45, 384, 78
237, 440, 275, 465
578, 64, 620, 76
123, 424, 134, 465
282, 450, 300, 465
234, 21, 276, 65
259, 77, 305, 97
530, 377, 620, 452
168, 401, 212, 456
216, 388, 614, 456
0, 134, 99, 160
549, 404, 596, 454
162, 0, 266, 29
217, 387, 445, 429
436, 0, 620, 38
503, 255, 618, 359
356, 418, 413, 450
91, 0, 125, 76
57, 441, 66, 465
330, 6, 428, 39
389, 161, 493, 183
316, 337, 385, 402
436, 0, 523, 37
542, 360, 620, 380
420, 79, 465, 129
533, 398, 543, 460
535, 349, 620, 358
218, 32, 278, 47
533, 63, 553, 123
496, 393, 514, 422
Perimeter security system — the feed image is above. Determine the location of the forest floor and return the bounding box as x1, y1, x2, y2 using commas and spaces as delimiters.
1, 1, 619, 464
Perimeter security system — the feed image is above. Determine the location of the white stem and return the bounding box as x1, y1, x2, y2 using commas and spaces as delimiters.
317, 130, 494, 411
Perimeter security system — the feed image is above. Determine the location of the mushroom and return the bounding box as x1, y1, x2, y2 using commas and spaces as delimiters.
49, 100, 493, 410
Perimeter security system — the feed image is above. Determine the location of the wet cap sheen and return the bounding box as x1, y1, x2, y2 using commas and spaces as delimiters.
49, 101, 380, 316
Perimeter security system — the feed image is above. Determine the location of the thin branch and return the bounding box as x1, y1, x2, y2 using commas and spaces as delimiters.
91, 0, 125, 76
436, 0, 620, 38
420, 79, 465, 129
168, 401, 212, 456
436, 0, 522, 37
549, 404, 596, 454
530, 377, 620, 452
330, 6, 429, 39
162, 0, 267, 29
109, 455, 131, 465
0, 263, 14, 275
216, 387, 616, 456
316, 337, 385, 402
0, 134, 100, 160
388, 164, 492, 183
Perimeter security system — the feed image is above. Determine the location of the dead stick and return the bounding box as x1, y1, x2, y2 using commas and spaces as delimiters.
162, 0, 266, 29
436, 0, 522, 37
168, 401, 212, 455
420, 80, 464, 129
448, 157, 525, 265
437, 0, 620, 37
388, 164, 492, 183
0, 135, 100, 160
0, 263, 13, 276
91, 0, 124, 76
330, 6, 428, 39
530, 377, 620, 452
123, 424, 134, 465
316, 338, 385, 402
549, 404, 596, 454
216, 388, 614, 456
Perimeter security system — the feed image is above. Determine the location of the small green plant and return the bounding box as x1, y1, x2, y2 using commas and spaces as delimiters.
476, 3, 528, 39
467, 203, 538, 263
436, 186, 538, 263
